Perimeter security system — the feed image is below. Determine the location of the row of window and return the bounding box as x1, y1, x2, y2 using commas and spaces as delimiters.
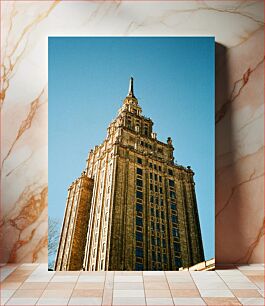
136, 165, 173, 176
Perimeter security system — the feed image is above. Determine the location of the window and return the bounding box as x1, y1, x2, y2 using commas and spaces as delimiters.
159, 187, 163, 194
136, 203, 143, 212
168, 169, 173, 175
161, 211, 165, 219
160, 199, 164, 206
170, 191, 176, 199
155, 185, 158, 192
157, 253, 161, 262
159, 176, 162, 182
136, 191, 143, 199
150, 173, 153, 179
150, 183, 153, 191
162, 239, 166, 248
151, 222, 154, 230
169, 179, 175, 187
156, 210, 160, 218
136, 179, 143, 187
173, 228, 179, 238
151, 236, 155, 245
151, 208, 154, 216
154, 164, 157, 170
137, 157, 142, 164
150, 195, 154, 203
136, 217, 143, 226
152, 251, 156, 261
154, 174, 157, 181
135, 263, 143, 270
171, 203, 177, 210
137, 168, 143, 175
175, 257, 182, 267
155, 197, 158, 204
158, 166, 162, 171
136, 247, 143, 257
101, 259, 104, 270
163, 254, 167, 263
156, 223, 160, 231
149, 162, 153, 168
136, 232, 143, 241
157, 237, 161, 246
172, 215, 177, 223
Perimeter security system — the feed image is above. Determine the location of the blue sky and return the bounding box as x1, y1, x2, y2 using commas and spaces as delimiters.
49, 37, 214, 262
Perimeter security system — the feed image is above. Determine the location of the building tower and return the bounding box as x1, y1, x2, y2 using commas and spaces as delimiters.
55, 77, 204, 271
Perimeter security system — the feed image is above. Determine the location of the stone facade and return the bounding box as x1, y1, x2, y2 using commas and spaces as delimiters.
55, 78, 205, 271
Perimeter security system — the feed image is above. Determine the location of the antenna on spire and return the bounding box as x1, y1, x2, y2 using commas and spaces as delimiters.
127, 77, 135, 97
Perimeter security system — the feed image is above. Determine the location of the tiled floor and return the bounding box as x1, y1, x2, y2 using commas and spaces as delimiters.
0, 264, 264, 305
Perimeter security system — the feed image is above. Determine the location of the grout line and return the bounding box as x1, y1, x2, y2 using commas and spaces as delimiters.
164, 270, 174, 305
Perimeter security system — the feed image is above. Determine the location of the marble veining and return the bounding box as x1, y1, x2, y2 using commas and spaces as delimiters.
0, 0, 264, 264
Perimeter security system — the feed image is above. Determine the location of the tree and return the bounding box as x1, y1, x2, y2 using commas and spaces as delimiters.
48, 217, 60, 270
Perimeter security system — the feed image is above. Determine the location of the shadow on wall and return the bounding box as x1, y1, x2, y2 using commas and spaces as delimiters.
214, 42, 261, 264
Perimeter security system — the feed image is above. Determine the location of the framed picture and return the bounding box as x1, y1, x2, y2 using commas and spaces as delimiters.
48, 37, 214, 271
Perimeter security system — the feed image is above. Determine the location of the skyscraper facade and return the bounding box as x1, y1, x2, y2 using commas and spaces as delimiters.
55, 78, 204, 271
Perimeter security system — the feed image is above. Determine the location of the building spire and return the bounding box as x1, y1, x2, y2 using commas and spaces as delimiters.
127, 77, 135, 98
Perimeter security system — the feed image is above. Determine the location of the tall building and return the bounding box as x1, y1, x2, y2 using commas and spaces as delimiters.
55, 78, 204, 271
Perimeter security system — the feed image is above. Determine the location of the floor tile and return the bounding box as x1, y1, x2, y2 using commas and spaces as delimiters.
12, 289, 44, 298
173, 297, 206, 305
6, 297, 38, 305
199, 289, 234, 297
0, 282, 22, 290
145, 290, 172, 298
170, 289, 200, 297
143, 271, 165, 276
19, 282, 48, 290
75, 282, 104, 290
50, 275, 78, 282
246, 275, 264, 283
240, 270, 264, 276
144, 276, 167, 282
78, 275, 105, 282
40, 289, 72, 298
216, 269, 245, 276
45, 282, 76, 290
195, 281, 228, 290
36, 298, 69, 305
71, 289, 104, 297
0, 289, 15, 299
225, 282, 259, 289
144, 282, 169, 290
113, 282, 144, 290
167, 277, 193, 283
146, 297, 174, 305
168, 282, 197, 289
238, 297, 265, 305
114, 276, 143, 283
115, 271, 142, 276
113, 289, 145, 297
102, 288, 112, 306
219, 275, 251, 282
112, 296, 146, 305
54, 271, 80, 276
232, 289, 262, 298
203, 297, 242, 305
68, 297, 102, 305
236, 264, 264, 271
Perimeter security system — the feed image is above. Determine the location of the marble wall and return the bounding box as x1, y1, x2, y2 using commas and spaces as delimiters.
1, 1, 264, 264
